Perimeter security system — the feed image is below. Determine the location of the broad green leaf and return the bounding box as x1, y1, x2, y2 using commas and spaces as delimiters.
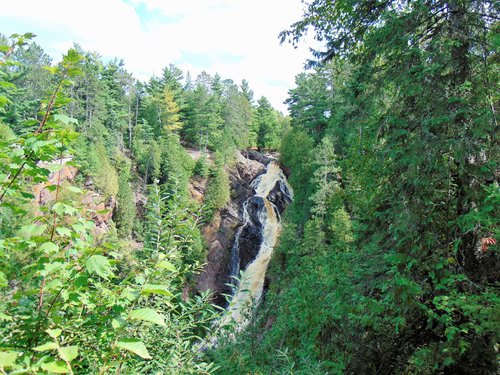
0, 312, 12, 321
64, 49, 83, 65
142, 284, 173, 297
56, 227, 72, 238
0, 271, 7, 287
71, 223, 86, 233
41, 361, 69, 374
130, 308, 166, 327
58, 346, 78, 362
53, 114, 78, 125
51, 202, 66, 215
33, 342, 57, 352
52, 202, 78, 216
120, 287, 139, 301
20, 224, 47, 237
46, 185, 58, 192
46, 278, 63, 291
74, 275, 88, 287
46, 328, 62, 338
20, 192, 35, 199
0, 351, 18, 368
40, 242, 59, 255
63, 203, 78, 215
46, 163, 64, 173
24, 119, 38, 127
44, 66, 59, 74
86, 255, 114, 279
157, 260, 177, 272
112, 317, 127, 329
134, 274, 145, 285
67, 186, 83, 194
116, 339, 152, 359
41, 262, 63, 277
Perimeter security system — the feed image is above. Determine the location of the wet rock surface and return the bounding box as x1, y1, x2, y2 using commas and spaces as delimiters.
195, 151, 294, 308
267, 181, 293, 214
196, 152, 267, 306
242, 150, 273, 166
237, 196, 265, 272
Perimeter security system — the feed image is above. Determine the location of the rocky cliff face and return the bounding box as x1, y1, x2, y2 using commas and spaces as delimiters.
195, 152, 273, 306
32, 158, 116, 237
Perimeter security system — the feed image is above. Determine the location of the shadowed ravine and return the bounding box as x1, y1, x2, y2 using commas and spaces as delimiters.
221, 160, 293, 333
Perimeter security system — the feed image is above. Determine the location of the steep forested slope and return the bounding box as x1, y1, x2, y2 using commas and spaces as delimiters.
0, 33, 285, 373
211, 1, 499, 374
0, 0, 498, 372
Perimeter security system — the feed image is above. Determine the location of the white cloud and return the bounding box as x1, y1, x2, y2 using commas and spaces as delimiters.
1, 0, 314, 112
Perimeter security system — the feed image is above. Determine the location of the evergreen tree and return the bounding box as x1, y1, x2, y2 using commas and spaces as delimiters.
183, 81, 223, 150
89, 141, 119, 197
255, 96, 281, 150
161, 87, 182, 132
240, 79, 254, 104
309, 136, 339, 220
115, 168, 136, 238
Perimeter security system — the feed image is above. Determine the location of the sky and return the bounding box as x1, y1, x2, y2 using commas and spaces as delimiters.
0, 0, 315, 113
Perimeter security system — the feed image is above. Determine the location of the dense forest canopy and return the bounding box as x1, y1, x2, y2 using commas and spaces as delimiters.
0, 32, 285, 373
0, 0, 499, 373
213, 1, 499, 374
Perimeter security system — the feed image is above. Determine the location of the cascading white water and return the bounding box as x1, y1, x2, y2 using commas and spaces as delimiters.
220, 160, 293, 333
228, 200, 248, 290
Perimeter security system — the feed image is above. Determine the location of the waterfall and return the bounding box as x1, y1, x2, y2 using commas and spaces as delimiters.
228, 200, 248, 291
222, 160, 293, 333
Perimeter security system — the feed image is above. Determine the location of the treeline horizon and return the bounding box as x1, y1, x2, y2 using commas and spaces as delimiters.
0, 31, 285, 373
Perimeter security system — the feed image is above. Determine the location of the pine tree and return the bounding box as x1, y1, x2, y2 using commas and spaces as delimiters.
256, 96, 281, 150
161, 87, 182, 132
310, 137, 339, 220
115, 172, 136, 238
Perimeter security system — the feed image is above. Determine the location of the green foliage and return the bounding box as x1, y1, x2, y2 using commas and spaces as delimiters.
0, 121, 14, 141
217, 1, 499, 373
194, 154, 210, 177
255, 96, 282, 150
0, 179, 217, 373
160, 87, 182, 132
115, 172, 136, 238
0, 36, 219, 374
309, 136, 340, 220
160, 132, 195, 192
279, 128, 315, 224
88, 141, 119, 197
204, 165, 230, 218
183, 81, 223, 150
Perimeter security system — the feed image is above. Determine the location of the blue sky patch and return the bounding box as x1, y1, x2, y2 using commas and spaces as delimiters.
123, 0, 185, 28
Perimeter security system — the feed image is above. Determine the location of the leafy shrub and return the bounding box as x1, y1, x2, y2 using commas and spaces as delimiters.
114, 172, 136, 238
194, 154, 210, 177
204, 165, 230, 217
0, 39, 218, 373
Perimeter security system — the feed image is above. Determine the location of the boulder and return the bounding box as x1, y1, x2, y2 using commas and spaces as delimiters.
237, 196, 265, 271
241, 150, 273, 166
267, 181, 293, 214
188, 176, 208, 203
